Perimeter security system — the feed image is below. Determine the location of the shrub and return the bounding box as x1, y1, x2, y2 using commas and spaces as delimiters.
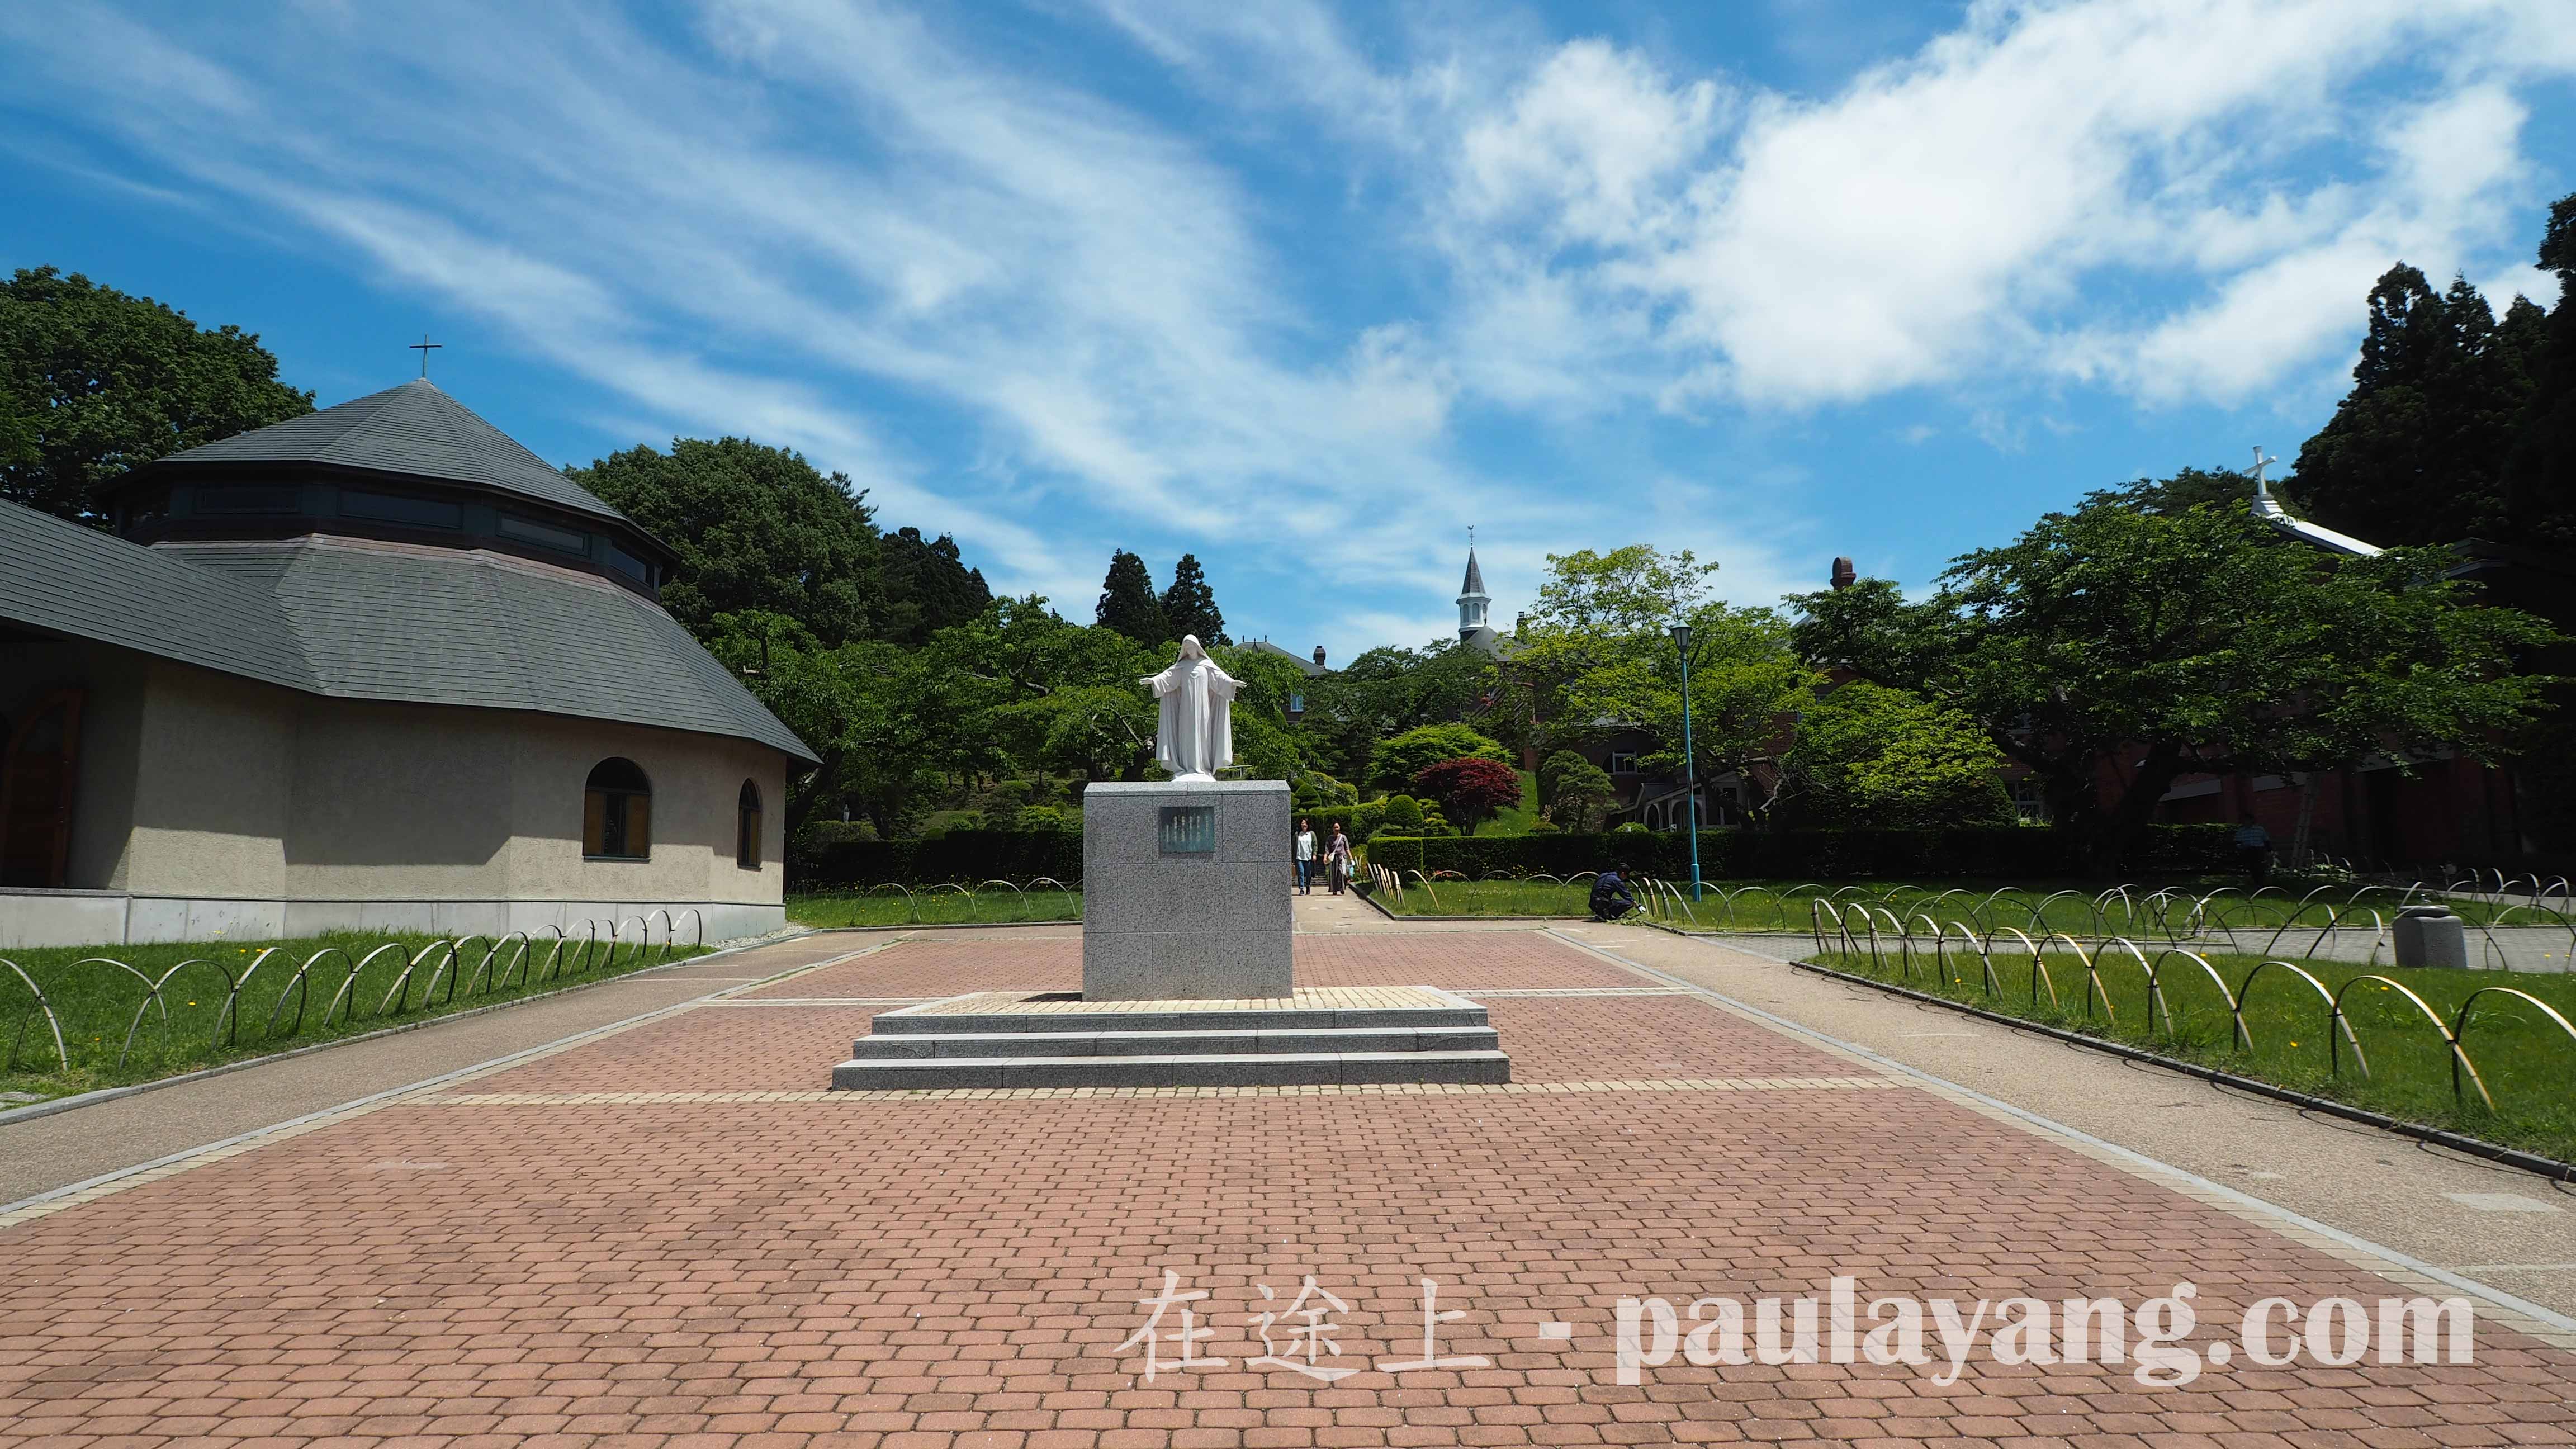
1368, 724, 1511, 793
1412, 756, 1522, 835
793, 828, 1084, 887
1381, 794, 1425, 832
1538, 750, 1615, 831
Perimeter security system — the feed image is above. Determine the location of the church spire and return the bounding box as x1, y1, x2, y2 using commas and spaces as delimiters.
1456, 528, 1490, 641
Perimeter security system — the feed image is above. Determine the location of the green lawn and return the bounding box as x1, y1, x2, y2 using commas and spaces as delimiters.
1808, 939, 2576, 1163
789, 887, 1083, 928
1, 928, 705, 1101
1371, 875, 2552, 935
1475, 771, 1542, 835
1373, 878, 1596, 917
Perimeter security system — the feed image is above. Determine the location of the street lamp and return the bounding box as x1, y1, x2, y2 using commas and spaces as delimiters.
1670, 622, 1702, 901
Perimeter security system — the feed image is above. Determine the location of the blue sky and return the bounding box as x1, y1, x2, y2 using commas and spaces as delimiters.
6, 1, 2573, 662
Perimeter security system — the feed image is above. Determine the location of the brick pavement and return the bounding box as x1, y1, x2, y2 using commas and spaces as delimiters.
4, 927, 2572, 1447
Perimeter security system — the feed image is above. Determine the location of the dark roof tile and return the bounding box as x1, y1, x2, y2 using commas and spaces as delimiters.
0, 499, 813, 763
136, 379, 631, 526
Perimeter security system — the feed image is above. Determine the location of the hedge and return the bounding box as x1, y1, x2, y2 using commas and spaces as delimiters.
1363, 824, 2237, 880
793, 828, 1083, 888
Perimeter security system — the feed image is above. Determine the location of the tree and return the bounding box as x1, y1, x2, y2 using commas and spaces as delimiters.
1159, 553, 1228, 645
2504, 191, 2576, 551
880, 526, 992, 645
1300, 640, 1500, 781
702, 611, 956, 834
1513, 546, 1818, 823
0, 266, 313, 523
2286, 266, 2537, 546
1368, 723, 1510, 794
1791, 491, 2559, 873
1413, 757, 1522, 835
1007, 685, 1158, 783
570, 437, 882, 645
2085, 465, 2257, 517
1781, 682, 2015, 828
1538, 749, 1615, 831
1096, 549, 1168, 644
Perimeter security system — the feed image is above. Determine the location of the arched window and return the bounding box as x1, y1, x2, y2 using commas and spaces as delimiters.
583, 757, 651, 860
737, 779, 763, 870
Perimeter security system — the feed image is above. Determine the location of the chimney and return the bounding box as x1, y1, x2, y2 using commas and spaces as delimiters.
1515, 611, 1528, 633
1312, 645, 1326, 666
1830, 557, 1855, 590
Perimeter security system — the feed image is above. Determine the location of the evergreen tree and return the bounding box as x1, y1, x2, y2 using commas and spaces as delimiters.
880, 525, 992, 644
570, 437, 883, 646
2504, 192, 2576, 550
0, 266, 314, 524
1158, 552, 1227, 645
2288, 266, 2534, 545
1095, 549, 1168, 643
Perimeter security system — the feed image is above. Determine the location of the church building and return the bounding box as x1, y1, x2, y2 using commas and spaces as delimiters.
0, 380, 815, 948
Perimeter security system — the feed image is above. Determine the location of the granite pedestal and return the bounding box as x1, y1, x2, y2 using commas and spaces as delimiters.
1078, 778, 1292, 1000
830, 987, 1510, 1088
826, 777, 1515, 1090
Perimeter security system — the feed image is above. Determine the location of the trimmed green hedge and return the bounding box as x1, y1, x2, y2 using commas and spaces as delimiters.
1364, 825, 2236, 880
794, 828, 1083, 887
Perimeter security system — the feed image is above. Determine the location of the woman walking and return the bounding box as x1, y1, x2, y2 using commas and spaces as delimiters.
1325, 823, 1353, 896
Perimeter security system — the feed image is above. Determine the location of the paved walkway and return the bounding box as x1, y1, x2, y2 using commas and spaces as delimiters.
0, 935, 880, 1208
3, 916, 2572, 1447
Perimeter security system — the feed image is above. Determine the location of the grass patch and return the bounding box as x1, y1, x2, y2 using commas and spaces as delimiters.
0, 930, 707, 1102
789, 887, 1082, 928
1376, 878, 1595, 917
1472, 771, 1543, 836
1372, 875, 2552, 935
1808, 941, 2576, 1164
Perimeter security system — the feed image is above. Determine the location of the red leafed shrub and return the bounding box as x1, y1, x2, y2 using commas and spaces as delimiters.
1411, 756, 1522, 835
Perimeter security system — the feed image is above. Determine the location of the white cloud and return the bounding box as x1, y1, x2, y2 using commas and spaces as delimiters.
4, 0, 2571, 660
1402, 0, 2576, 410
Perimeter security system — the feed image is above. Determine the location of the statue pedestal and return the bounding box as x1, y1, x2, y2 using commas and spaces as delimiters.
1079, 779, 1292, 1000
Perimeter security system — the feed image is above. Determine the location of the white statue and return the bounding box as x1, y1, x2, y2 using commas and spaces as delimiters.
1143, 635, 1240, 781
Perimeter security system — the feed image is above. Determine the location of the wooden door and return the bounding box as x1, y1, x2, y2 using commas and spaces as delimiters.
0, 689, 84, 888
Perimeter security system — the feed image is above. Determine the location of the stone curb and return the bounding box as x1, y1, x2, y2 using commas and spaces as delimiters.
1542, 927, 2576, 1346
0, 929, 807, 1129
0, 937, 904, 1223
1784, 954, 2576, 1185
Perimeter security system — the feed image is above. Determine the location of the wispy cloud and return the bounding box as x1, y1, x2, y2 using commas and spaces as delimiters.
2, 0, 2570, 655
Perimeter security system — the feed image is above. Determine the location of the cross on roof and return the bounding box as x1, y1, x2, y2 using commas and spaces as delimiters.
408, 334, 443, 379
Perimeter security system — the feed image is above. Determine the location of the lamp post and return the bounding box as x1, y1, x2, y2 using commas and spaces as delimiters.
1670, 622, 1702, 901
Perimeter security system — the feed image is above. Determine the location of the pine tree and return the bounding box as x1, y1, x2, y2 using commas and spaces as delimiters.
1158, 553, 1227, 645
1095, 549, 1168, 643
2288, 266, 2533, 546
880, 526, 993, 644
2504, 192, 2576, 550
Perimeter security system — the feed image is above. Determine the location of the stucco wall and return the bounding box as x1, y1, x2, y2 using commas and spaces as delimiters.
499, 712, 787, 908
0, 648, 792, 945
124, 660, 292, 897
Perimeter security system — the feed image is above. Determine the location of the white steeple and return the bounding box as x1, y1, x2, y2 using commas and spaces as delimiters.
1456, 528, 1490, 641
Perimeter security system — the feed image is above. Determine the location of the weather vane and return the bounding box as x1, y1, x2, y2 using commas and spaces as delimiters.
409, 334, 442, 379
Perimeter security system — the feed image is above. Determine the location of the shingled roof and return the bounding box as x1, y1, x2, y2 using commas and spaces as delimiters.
0, 499, 315, 692
0, 500, 816, 763
133, 379, 633, 528
1460, 547, 1487, 598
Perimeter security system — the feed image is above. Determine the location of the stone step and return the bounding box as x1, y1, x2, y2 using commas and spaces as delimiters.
830, 1050, 1513, 1091
847, 1025, 1501, 1059
872, 1003, 1488, 1035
